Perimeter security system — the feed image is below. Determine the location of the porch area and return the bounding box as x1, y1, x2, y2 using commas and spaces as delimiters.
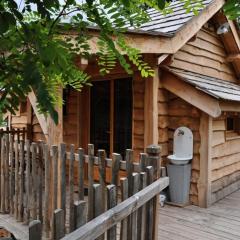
158, 189, 240, 240
1, 189, 240, 239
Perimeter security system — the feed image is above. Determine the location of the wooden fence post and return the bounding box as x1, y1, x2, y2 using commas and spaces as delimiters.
14, 140, 19, 219
5, 133, 9, 213
69, 144, 75, 233
53, 209, 65, 240
107, 184, 117, 240
44, 144, 50, 237
74, 201, 87, 229
98, 149, 106, 215
31, 143, 38, 220
87, 144, 94, 221
78, 148, 85, 201
58, 143, 66, 223
146, 145, 161, 240
120, 177, 128, 240
29, 220, 42, 240
9, 135, 14, 216
131, 173, 140, 240
0, 136, 5, 213
18, 140, 24, 221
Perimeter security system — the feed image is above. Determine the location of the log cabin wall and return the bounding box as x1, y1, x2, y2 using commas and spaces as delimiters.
159, 23, 240, 206
170, 24, 237, 82
211, 114, 240, 203
63, 89, 79, 147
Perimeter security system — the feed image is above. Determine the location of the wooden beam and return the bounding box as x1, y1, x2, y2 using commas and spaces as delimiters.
198, 113, 212, 208
226, 54, 240, 62
161, 71, 221, 118
220, 101, 240, 112
228, 20, 240, 51
28, 91, 48, 136
144, 67, 159, 148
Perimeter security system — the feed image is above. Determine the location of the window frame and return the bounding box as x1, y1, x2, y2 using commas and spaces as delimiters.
225, 114, 240, 140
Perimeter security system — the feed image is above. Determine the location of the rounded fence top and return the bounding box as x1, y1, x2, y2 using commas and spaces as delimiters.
146, 144, 161, 154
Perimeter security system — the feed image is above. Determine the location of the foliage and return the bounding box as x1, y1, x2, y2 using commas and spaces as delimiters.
0, 0, 239, 123
224, 0, 240, 20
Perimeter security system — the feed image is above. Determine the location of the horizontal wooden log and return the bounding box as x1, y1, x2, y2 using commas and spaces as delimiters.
133, 109, 144, 121
211, 179, 240, 204
212, 152, 240, 170
133, 93, 144, 109
212, 119, 226, 131
158, 128, 168, 143
61, 177, 169, 240
212, 171, 240, 193
158, 116, 169, 128
212, 131, 225, 147
158, 102, 168, 115
212, 161, 240, 182
158, 89, 168, 102
212, 138, 240, 158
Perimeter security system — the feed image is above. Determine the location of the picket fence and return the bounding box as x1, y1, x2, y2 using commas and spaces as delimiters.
0, 134, 169, 240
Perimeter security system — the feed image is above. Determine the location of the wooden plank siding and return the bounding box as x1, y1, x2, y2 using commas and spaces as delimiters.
211, 114, 240, 203
171, 26, 238, 82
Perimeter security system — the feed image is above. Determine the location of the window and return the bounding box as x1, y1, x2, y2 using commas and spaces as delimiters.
90, 78, 132, 156
226, 115, 240, 140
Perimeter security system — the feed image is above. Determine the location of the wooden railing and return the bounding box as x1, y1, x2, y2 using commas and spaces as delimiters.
0, 134, 169, 240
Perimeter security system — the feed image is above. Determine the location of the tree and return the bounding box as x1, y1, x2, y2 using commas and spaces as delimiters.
0, 0, 239, 123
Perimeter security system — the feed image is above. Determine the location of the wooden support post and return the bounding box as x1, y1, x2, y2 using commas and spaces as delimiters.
144, 67, 159, 149
198, 113, 212, 208
146, 145, 161, 240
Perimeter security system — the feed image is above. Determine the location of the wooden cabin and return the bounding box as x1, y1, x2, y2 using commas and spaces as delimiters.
7, 0, 240, 207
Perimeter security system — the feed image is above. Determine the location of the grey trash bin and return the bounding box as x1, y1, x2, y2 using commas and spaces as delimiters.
167, 163, 191, 204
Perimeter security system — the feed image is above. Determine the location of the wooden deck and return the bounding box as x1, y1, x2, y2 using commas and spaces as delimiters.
1, 190, 240, 239
158, 190, 240, 240
0, 214, 28, 239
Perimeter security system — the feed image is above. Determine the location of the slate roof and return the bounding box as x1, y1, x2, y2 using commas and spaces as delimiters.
168, 68, 240, 102
129, 0, 213, 36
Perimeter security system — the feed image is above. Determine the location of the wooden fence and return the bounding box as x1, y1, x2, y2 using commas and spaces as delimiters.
0, 134, 169, 240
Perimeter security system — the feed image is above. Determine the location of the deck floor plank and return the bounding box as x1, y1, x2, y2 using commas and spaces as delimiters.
158, 189, 240, 240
